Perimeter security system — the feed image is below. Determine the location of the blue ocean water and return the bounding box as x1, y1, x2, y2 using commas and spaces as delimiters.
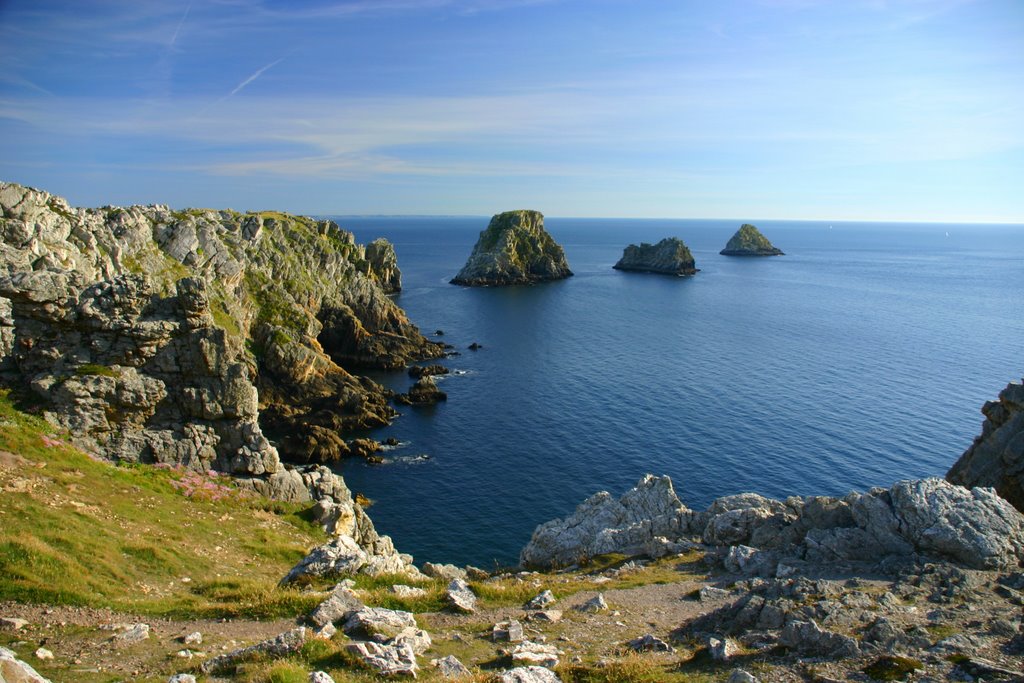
329, 217, 1024, 569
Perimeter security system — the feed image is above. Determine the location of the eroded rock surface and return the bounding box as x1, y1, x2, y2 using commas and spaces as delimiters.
450, 210, 572, 286
948, 378, 1024, 513
613, 237, 698, 276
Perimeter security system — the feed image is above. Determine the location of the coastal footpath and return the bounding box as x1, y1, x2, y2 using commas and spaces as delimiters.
450, 210, 573, 286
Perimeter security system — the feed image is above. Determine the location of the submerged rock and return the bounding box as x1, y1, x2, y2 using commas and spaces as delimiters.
450, 210, 572, 286
613, 237, 698, 276
947, 378, 1024, 513
720, 224, 784, 256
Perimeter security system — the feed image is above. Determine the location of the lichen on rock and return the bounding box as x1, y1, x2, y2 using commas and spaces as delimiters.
451, 210, 572, 286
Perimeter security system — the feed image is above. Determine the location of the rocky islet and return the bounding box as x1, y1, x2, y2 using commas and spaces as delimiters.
720, 223, 785, 256
450, 210, 573, 286
612, 237, 699, 276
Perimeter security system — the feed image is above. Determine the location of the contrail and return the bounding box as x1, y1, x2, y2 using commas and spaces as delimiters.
227, 58, 284, 98
170, 0, 193, 47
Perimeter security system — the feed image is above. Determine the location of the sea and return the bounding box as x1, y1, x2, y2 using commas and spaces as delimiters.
325, 216, 1024, 569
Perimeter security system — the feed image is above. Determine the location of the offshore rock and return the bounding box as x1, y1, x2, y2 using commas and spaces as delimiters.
720, 224, 784, 256
947, 378, 1024, 513
395, 376, 447, 405
450, 210, 572, 286
613, 237, 698, 276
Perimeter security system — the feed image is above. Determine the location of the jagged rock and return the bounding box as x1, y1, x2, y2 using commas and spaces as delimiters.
699, 586, 730, 601
392, 626, 433, 655
408, 364, 449, 379
520, 474, 692, 568
308, 584, 364, 627
576, 593, 608, 613
342, 607, 418, 640
314, 623, 337, 640
720, 224, 784, 256
948, 378, 1024, 513
396, 376, 447, 405
613, 237, 698, 276
200, 627, 307, 674
500, 666, 561, 683
525, 590, 556, 609
182, 631, 202, 646
493, 619, 525, 642
446, 578, 477, 613
168, 675, 197, 683
450, 210, 572, 286
0, 646, 51, 683
779, 620, 859, 659
346, 641, 418, 678
627, 634, 673, 652
0, 181, 441, 485
510, 641, 560, 668
281, 535, 368, 584
309, 672, 335, 683
432, 654, 472, 678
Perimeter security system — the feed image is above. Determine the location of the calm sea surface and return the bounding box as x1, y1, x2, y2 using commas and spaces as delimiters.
325, 217, 1024, 568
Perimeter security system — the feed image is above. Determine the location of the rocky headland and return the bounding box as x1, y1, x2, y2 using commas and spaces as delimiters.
612, 237, 698, 276
720, 224, 784, 256
450, 210, 572, 286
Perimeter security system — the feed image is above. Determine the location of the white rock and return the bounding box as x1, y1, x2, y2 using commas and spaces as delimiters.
343, 607, 417, 640
390, 584, 428, 598
500, 664, 562, 682
0, 646, 51, 682
346, 641, 418, 677
493, 619, 525, 642
0, 617, 29, 631
446, 578, 476, 614
309, 671, 336, 683
34, 648, 53, 660
524, 590, 556, 609
183, 631, 202, 646
511, 641, 560, 668
391, 626, 432, 655
112, 623, 150, 643
576, 593, 608, 613
432, 654, 472, 678
708, 636, 737, 661
168, 675, 197, 683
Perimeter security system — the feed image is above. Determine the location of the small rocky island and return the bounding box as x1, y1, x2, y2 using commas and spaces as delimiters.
720, 223, 784, 256
613, 237, 698, 276
450, 210, 572, 286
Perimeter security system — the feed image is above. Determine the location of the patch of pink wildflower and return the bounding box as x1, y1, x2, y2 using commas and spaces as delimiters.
168, 467, 238, 502
41, 434, 64, 448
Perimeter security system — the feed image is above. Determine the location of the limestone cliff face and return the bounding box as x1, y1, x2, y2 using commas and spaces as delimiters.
450, 210, 572, 286
720, 224, 784, 256
0, 181, 443, 473
947, 379, 1024, 513
613, 237, 698, 276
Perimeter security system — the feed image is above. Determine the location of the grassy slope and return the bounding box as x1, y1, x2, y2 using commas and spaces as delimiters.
0, 390, 721, 682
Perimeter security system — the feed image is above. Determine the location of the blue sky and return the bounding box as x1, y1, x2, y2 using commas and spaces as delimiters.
1, 0, 1022, 220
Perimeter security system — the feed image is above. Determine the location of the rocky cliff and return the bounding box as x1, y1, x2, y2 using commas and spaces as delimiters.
947, 378, 1024, 513
450, 210, 572, 286
613, 237, 698, 276
0, 182, 443, 475
720, 223, 784, 256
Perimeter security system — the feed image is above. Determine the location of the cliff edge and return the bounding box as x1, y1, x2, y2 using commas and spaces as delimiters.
720, 223, 784, 256
450, 210, 572, 286
613, 237, 698, 276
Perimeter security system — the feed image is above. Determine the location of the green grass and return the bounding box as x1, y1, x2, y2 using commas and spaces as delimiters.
0, 389, 326, 618
74, 363, 119, 377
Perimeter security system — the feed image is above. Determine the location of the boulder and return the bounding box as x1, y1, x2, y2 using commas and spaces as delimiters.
309, 672, 336, 683
510, 641, 560, 668
446, 578, 477, 613
346, 641, 418, 678
432, 654, 472, 678
613, 237, 698, 276
576, 594, 608, 613
308, 584, 364, 627
200, 627, 307, 674
396, 376, 447, 405
948, 378, 1024, 513
500, 666, 561, 683
450, 210, 572, 286
779, 620, 859, 659
342, 607, 418, 640
493, 619, 525, 642
720, 224, 784, 256
627, 634, 673, 652
0, 646, 51, 683
525, 590, 556, 609
422, 563, 467, 581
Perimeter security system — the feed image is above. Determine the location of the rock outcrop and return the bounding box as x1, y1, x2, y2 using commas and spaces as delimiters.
947, 378, 1024, 513
613, 237, 698, 276
520, 475, 1024, 572
720, 224, 784, 256
450, 210, 572, 286
0, 182, 442, 470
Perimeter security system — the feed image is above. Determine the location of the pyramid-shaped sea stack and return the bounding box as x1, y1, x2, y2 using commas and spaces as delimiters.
720, 224, 784, 256
450, 210, 573, 286
613, 237, 698, 276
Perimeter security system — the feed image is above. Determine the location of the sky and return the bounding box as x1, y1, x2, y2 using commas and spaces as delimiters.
1, 0, 1022, 221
